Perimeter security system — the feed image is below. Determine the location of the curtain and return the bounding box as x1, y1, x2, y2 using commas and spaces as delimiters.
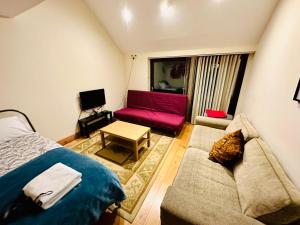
183, 57, 199, 121
191, 54, 241, 123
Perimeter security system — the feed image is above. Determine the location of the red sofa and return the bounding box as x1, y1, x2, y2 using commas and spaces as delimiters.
114, 90, 188, 134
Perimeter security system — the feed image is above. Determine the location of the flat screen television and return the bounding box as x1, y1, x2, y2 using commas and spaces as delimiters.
79, 89, 106, 110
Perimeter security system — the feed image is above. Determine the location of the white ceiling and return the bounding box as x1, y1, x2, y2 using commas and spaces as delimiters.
0, 0, 44, 18
84, 0, 279, 53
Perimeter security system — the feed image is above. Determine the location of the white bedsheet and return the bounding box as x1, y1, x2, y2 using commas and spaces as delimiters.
0, 132, 61, 177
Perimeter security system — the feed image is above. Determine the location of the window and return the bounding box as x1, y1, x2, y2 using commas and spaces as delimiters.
150, 54, 249, 121
150, 57, 187, 94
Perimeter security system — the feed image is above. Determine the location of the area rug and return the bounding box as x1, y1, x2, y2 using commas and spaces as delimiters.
66, 130, 174, 222
95, 143, 133, 164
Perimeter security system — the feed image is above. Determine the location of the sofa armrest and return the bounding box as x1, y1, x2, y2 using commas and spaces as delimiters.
161, 186, 264, 225
195, 116, 231, 130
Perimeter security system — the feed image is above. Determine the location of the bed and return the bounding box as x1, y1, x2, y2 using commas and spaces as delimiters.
0, 109, 126, 225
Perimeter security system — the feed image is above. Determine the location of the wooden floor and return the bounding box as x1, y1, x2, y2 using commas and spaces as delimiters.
101, 124, 193, 225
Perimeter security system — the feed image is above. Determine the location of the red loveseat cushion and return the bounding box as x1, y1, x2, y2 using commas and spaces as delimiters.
149, 111, 185, 131
114, 108, 154, 124
127, 90, 187, 116
114, 108, 185, 132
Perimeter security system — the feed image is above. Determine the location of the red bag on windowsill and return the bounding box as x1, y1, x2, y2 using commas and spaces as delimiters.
205, 109, 227, 118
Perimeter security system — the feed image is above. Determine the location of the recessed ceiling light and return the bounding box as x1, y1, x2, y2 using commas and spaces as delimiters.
122, 6, 132, 25
160, 0, 174, 18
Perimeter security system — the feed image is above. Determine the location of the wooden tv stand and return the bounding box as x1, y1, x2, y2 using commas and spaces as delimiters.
78, 110, 112, 138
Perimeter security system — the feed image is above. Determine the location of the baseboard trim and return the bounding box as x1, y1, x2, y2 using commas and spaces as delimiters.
57, 133, 78, 145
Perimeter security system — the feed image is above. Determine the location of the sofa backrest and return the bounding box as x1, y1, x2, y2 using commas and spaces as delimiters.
226, 113, 259, 141
127, 90, 188, 116
233, 138, 300, 225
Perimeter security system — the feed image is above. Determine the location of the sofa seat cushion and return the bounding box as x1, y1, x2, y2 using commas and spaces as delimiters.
173, 148, 241, 212
114, 108, 153, 124
161, 186, 264, 225
188, 125, 225, 152
127, 90, 188, 116
114, 107, 185, 132
225, 113, 259, 141
233, 138, 300, 224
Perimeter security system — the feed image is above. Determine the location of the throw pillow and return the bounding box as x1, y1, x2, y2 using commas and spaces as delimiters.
209, 129, 244, 166
205, 109, 227, 118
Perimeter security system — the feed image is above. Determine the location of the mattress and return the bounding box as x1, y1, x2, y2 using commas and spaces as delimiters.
0, 132, 61, 177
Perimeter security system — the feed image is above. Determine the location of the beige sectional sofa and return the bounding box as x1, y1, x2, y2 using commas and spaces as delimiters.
161, 114, 300, 225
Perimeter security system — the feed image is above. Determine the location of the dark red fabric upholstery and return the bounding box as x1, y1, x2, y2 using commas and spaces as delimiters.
114, 90, 188, 134
127, 90, 187, 116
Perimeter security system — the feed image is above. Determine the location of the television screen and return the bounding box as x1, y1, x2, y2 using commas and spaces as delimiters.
79, 89, 106, 110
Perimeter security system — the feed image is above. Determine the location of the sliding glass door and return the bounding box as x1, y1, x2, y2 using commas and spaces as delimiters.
150, 54, 249, 122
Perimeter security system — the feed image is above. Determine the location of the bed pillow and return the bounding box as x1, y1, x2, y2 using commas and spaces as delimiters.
0, 116, 34, 143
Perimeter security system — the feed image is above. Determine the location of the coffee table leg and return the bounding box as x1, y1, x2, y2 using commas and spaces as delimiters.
100, 131, 106, 148
147, 131, 150, 147
134, 142, 138, 160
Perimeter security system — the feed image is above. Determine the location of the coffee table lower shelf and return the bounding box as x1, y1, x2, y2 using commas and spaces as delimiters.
100, 133, 150, 160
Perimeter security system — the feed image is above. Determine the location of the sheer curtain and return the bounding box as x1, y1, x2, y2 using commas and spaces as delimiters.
191, 54, 241, 123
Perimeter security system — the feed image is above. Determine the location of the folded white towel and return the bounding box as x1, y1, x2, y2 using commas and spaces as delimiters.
41, 177, 81, 209
23, 162, 82, 209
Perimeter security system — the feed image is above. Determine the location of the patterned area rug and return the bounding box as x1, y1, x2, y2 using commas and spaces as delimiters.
66, 130, 174, 222
95, 143, 133, 165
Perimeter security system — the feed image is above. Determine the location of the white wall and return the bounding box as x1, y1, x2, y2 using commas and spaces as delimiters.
0, 0, 44, 18
239, 0, 300, 188
125, 46, 256, 91
0, 0, 125, 140
235, 53, 255, 114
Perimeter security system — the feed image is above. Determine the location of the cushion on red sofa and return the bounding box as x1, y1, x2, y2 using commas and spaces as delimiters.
127, 90, 187, 116
114, 108, 184, 132
205, 109, 227, 118
149, 111, 185, 131
114, 108, 154, 124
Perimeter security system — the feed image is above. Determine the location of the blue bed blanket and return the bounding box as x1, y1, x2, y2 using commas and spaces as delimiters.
0, 147, 126, 225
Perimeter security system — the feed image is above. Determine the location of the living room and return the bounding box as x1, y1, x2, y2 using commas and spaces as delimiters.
0, 0, 299, 225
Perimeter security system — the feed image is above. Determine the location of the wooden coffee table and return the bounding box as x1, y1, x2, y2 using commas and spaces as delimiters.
99, 121, 151, 160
